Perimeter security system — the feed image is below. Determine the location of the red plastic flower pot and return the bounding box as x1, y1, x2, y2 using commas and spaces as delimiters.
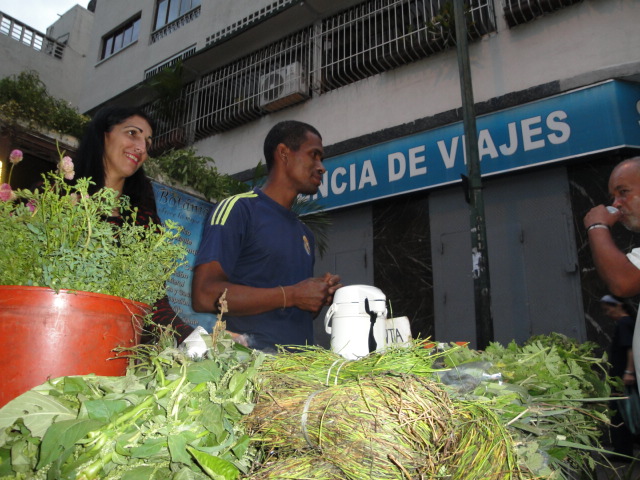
0, 285, 149, 407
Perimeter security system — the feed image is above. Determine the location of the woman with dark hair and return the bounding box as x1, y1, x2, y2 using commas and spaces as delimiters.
74, 105, 194, 344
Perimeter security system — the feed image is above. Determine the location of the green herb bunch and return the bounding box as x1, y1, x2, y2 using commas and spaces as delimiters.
440, 335, 614, 478
0, 331, 265, 480
0, 151, 187, 305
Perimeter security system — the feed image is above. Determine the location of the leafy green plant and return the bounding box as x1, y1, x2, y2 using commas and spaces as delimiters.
0, 71, 89, 138
146, 147, 248, 203
0, 330, 265, 479
145, 61, 186, 120
440, 334, 615, 478
0, 150, 187, 305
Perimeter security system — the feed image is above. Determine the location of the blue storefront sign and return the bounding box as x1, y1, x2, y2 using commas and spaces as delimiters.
152, 182, 218, 332
311, 80, 640, 210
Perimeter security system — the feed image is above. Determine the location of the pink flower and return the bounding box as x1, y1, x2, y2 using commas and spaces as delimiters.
9, 149, 23, 164
0, 183, 15, 201
58, 156, 75, 181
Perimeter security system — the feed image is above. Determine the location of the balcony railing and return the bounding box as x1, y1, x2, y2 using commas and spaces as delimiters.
0, 12, 66, 59
503, 0, 583, 28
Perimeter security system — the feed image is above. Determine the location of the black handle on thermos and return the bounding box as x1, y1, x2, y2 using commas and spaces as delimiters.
364, 298, 377, 353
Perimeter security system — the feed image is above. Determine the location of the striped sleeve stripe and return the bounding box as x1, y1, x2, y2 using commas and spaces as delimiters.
211, 192, 258, 226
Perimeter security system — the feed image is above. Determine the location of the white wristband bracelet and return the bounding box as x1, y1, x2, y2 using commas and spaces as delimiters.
587, 224, 609, 232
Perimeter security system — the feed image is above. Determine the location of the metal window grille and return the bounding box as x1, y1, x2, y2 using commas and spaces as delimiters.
503, 0, 582, 28
144, 45, 197, 79
147, 29, 312, 151
314, 0, 494, 93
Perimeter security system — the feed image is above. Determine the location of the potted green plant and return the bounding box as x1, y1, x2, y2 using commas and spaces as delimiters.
0, 149, 187, 406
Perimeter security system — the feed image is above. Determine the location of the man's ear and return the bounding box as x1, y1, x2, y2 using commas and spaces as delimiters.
276, 143, 290, 166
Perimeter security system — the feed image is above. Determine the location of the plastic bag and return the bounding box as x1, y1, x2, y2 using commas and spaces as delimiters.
618, 385, 640, 435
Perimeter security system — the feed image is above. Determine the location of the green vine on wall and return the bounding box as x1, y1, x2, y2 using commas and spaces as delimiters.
0, 71, 89, 139
146, 147, 248, 203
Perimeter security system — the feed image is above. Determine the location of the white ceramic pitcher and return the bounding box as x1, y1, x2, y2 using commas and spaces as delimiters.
324, 284, 387, 360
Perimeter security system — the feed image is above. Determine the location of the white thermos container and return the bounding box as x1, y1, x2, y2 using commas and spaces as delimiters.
324, 285, 387, 360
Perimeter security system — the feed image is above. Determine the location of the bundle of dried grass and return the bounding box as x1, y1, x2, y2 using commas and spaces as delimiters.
261, 341, 453, 386
248, 453, 343, 480
247, 373, 522, 479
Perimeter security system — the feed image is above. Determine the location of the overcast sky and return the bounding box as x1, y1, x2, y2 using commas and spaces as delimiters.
0, 1, 84, 33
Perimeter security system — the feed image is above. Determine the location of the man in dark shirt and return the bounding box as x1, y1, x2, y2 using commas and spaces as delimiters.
192, 121, 341, 352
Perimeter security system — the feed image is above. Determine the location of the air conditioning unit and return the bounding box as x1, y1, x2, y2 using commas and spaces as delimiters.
259, 62, 308, 112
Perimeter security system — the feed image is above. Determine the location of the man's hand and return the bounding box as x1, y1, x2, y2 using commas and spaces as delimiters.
583, 204, 620, 230
583, 205, 640, 297
322, 272, 342, 306
290, 273, 342, 313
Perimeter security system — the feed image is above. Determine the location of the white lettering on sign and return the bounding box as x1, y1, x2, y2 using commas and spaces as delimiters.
388, 152, 405, 182
499, 123, 519, 156
409, 145, 427, 177
331, 166, 347, 195
313, 110, 571, 202
478, 129, 499, 159
388, 147, 427, 181
316, 160, 378, 197
547, 111, 570, 145
522, 116, 545, 151
359, 160, 378, 189
438, 136, 460, 169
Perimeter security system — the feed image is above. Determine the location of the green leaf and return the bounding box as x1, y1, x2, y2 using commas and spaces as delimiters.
234, 403, 254, 415
187, 360, 222, 384
0, 391, 75, 439
61, 376, 90, 395
187, 446, 239, 480
37, 418, 102, 469
168, 432, 195, 466
120, 465, 157, 480
130, 437, 167, 459
173, 466, 212, 480
84, 398, 130, 422
227, 372, 248, 397
230, 435, 250, 460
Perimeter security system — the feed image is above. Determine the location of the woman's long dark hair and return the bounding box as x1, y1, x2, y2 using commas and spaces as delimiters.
74, 106, 157, 213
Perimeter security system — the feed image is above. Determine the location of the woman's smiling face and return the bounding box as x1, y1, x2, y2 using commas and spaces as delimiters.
103, 115, 153, 189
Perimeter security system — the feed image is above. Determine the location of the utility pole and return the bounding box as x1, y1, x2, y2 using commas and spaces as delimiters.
452, 0, 494, 349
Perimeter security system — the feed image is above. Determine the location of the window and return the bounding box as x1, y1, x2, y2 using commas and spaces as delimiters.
154, 0, 201, 31
101, 16, 140, 60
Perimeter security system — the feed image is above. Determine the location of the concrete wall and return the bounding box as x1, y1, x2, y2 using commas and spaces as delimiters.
0, 5, 93, 106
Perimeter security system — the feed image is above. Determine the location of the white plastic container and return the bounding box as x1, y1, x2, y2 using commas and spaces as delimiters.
324, 285, 387, 360
385, 316, 412, 347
